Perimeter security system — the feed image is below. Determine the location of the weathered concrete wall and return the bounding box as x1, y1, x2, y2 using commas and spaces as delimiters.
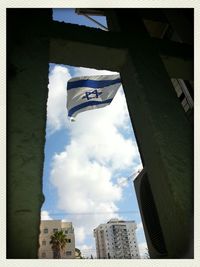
49, 21, 193, 80
121, 52, 193, 258
49, 21, 127, 72
114, 10, 193, 258
7, 9, 52, 258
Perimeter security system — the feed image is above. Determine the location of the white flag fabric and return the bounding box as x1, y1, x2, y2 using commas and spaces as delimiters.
67, 74, 121, 118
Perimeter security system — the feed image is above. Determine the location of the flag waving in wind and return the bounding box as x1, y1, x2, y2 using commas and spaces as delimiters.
67, 74, 121, 119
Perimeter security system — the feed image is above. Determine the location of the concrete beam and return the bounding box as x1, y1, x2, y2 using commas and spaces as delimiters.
50, 37, 127, 71
152, 38, 193, 60
49, 21, 126, 71
49, 21, 193, 78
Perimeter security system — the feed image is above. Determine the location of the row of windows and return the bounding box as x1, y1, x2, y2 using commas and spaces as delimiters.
41, 251, 72, 258
105, 239, 137, 245
106, 244, 137, 250
41, 239, 71, 245
43, 228, 70, 234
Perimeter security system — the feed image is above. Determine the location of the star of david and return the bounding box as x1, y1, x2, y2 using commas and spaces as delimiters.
82, 89, 103, 100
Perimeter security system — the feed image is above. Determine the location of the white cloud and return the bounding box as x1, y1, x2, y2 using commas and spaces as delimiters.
47, 65, 71, 134
75, 226, 86, 244
47, 64, 142, 249
138, 242, 149, 259
136, 221, 144, 232
41, 210, 53, 220
116, 177, 129, 188
50, 148, 122, 244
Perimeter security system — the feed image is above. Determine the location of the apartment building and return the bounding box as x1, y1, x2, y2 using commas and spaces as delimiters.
38, 220, 75, 259
94, 219, 140, 259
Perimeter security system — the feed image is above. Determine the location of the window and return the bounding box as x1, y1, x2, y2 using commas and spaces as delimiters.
66, 239, 71, 243
42, 252, 46, 258
65, 230, 68, 234
53, 251, 57, 258
43, 228, 48, 234
42, 240, 46, 246
53, 228, 58, 233
66, 251, 72, 256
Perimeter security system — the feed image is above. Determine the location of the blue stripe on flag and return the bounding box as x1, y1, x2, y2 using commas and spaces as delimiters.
68, 99, 113, 117
67, 78, 121, 90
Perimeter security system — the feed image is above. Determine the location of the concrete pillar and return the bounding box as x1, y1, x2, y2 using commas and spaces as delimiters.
7, 9, 52, 258
112, 10, 193, 258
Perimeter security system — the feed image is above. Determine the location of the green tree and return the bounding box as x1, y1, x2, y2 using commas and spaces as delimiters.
50, 230, 67, 259
75, 248, 83, 259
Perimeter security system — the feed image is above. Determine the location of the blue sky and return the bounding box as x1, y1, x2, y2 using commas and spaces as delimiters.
41, 8, 147, 258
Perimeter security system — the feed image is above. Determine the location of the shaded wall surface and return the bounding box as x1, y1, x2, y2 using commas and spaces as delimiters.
7, 8, 193, 259
7, 9, 52, 258
107, 9, 193, 258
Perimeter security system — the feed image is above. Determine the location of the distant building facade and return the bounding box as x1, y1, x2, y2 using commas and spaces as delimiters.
38, 220, 75, 259
94, 219, 140, 259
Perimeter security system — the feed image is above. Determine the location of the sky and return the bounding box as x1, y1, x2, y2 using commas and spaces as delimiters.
41, 8, 148, 259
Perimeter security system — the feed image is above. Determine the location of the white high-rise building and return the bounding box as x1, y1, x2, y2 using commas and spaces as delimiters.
94, 218, 140, 259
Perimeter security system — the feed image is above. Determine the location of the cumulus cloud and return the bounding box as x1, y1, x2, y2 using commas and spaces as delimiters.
47, 64, 142, 247
41, 210, 53, 220
50, 148, 122, 245
75, 227, 86, 244
46, 65, 71, 134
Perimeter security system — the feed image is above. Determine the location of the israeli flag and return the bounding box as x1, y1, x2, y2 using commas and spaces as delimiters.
67, 74, 121, 119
